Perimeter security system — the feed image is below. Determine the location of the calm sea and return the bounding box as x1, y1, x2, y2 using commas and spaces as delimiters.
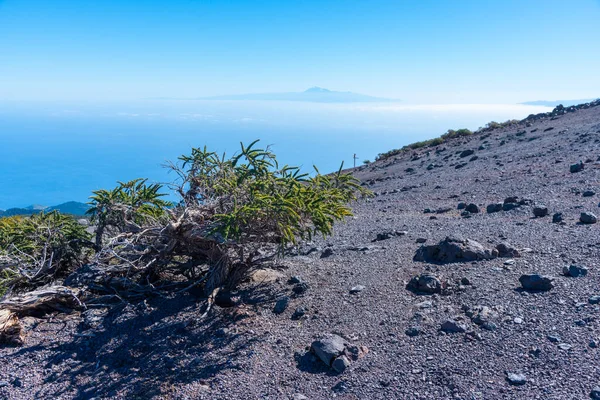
0, 100, 549, 209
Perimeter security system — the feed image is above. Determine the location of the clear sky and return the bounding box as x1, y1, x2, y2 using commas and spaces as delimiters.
0, 0, 599, 103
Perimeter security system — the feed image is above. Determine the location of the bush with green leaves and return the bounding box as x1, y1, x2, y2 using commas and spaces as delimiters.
0, 211, 92, 293
90, 140, 370, 295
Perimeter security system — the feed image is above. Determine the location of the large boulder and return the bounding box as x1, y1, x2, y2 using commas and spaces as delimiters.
414, 236, 497, 263
310, 335, 367, 374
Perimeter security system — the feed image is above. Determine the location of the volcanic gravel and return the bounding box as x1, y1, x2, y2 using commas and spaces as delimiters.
1, 105, 600, 399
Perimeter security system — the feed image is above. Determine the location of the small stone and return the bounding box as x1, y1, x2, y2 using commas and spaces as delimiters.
405, 326, 421, 337
482, 321, 497, 331
513, 317, 523, 324
506, 373, 527, 386
504, 259, 515, 265
570, 162, 584, 173
552, 212, 563, 223
591, 387, 600, 400
320, 248, 334, 258
580, 212, 598, 224
288, 276, 303, 284
331, 355, 351, 373
416, 238, 427, 243
406, 273, 442, 294
465, 203, 480, 213
457, 202, 466, 210
533, 206, 549, 217
590, 340, 599, 348
349, 285, 365, 294
460, 149, 475, 158
563, 265, 588, 277
557, 343, 572, 350
589, 295, 600, 305
293, 394, 309, 400
440, 319, 467, 333
292, 282, 309, 295
0, 381, 8, 388
547, 334, 560, 343
487, 203, 503, 213
583, 190, 596, 197
273, 297, 290, 314
460, 277, 471, 285
519, 274, 554, 291
291, 307, 307, 320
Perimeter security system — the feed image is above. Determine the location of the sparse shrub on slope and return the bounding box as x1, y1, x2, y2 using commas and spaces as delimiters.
0, 211, 93, 295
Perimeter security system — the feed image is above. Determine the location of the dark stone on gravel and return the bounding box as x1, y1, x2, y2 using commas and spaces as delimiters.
292, 282, 309, 295
459, 149, 474, 158
373, 232, 393, 241
504, 196, 519, 204
589, 295, 600, 305
496, 242, 520, 258
482, 321, 497, 331
506, 373, 527, 386
487, 203, 503, 213
215, 292, 239, 308
416, 238, 427, 243
440, 319, 467, 333
553, 212, 563, 223
469, 156, 478, 162
570, 161, 584, 173
406, 273, 442, 294
414, 236, 497, 263
320, 248, 334, 258
503, 202, 520, 211
583, 190, 596, 197
331, 355, 351, 373
547, 334, 561, 343
288, 276, 303, 284
349, 285, 365, 294
273, 297, 290, 314
563, 265, 588, 277
533, 206, 549, 217
405, 326, 421, 337
591, 387, 600, 400
519, 274, 554, 291
291, 307, 307, 320
0, 381, 8, 388
580, 212, 598, 224
457, 202, 466, 210
311, 335, 347, 366
465, 203, 479, 213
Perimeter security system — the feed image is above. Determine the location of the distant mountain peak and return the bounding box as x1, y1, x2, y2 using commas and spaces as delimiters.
304, 87, 333, 93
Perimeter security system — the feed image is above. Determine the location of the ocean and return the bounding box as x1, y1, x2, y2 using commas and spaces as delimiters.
0, 100, 550, 209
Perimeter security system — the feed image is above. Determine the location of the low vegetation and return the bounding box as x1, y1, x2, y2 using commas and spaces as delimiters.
0, 141, 369, 321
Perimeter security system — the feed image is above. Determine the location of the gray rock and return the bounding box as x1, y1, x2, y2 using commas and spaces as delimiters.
440, 319, 467, 333
416, 237, 427, 244
320, 248, 334, 258
563, 265, 588, 277
457, 202, 466, 210
570, 161, 584, 173
519, 274, 554, 291
291, 307, 307, 320
406, 273, 442, 294
547, 334, 560, 343
506, 372, 527, 386
459, 149, 475, 158
465, 203, 480, 213
580, 212, 598, 224
405, 326, 421, 337
292, 282, 309, 295
502, 202, 520, 211
557, 343, 572, 350
292, 394, 309, 400
273, 297, 290, 314
496, 242, 520, 258
589, 295, 600, 305
349, 285, 365, 294
487, 203, 503, 213
414, 236, 497, 263
533, 206, 549, 217
331, 355, 351, 373
311, 335, 347, 366
288, 276, 303, 284
552, 212, 563, 223
591, 387, 600, 400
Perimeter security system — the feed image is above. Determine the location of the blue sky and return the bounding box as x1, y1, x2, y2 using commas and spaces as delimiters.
0, 0, 599, 103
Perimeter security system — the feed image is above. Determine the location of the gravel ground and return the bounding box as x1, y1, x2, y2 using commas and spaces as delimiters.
1, 105, 600, 400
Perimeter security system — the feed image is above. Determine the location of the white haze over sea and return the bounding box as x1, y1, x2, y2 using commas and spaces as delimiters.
0, 100, 551, 209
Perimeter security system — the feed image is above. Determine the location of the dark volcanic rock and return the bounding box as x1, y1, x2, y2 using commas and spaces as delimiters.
440, 319, 467, 333
552, 212, 563, 223
414, 236, 497, 263
533, 205, 549, 217
487, 203, 503, 213
311, 335, 347, 366
570, 161, 584, 173
495, 242, 520, 258
465, 203, 480, 213
519, 274, 554, 291
563, 265, 588, 277
406, 273, 442, 294
583, 190, 595, 197
273, 297, 290, 314
459, 149, 474, 158
580, 212, 597, 224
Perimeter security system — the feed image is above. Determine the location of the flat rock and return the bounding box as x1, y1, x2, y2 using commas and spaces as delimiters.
519, 274, 554, 291
414, 236, 497, 263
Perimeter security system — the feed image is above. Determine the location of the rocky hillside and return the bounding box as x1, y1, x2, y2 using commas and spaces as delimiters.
1, 103, 600, 399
